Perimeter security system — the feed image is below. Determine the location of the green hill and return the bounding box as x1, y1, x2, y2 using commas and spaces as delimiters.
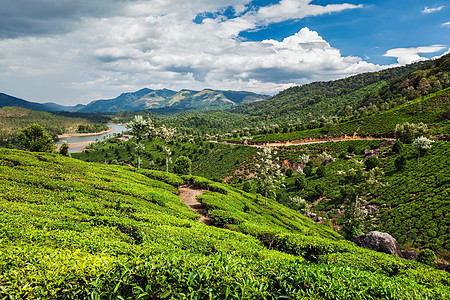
1, 148, 449, 298
0, 106, 107, 141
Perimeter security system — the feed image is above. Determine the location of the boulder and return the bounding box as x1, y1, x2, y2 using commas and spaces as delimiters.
353, 231, 403, 257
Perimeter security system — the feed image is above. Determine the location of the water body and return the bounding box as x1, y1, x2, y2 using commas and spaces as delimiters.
56, 124, 127, 153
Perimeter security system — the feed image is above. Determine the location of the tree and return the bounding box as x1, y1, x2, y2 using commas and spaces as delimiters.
173, 156, 191, 175
254, 146, 284, 206
127, 115, 153, 168
394, 122, 428, 143
59, 141, 70, 157
417, 249, 436, 267
285, 168, 294, 177
364, 156, 379, 170
392, 140, 404, 154
303, 165, 312, 177
295, 174, 307, 190
154, 124, 176, 172
242, 181, 252, 193
17, 124, 54, 152
134, 142, 145, 169
412, 136, 434, 168
316, 165, 326, 178
394, 155, 406, 171
297, 153, 309, 172
338, 160, 386, 240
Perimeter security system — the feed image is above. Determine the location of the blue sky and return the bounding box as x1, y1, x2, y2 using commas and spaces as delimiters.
0, 0, 449, 105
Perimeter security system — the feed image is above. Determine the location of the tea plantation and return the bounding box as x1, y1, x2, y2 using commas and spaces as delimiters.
1, 148, 449, 298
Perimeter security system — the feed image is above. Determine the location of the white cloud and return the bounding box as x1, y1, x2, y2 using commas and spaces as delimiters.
0, 1, 380, 105
384, 45, 447, 65
442, 22, 450, 27
422, 6, 445, 14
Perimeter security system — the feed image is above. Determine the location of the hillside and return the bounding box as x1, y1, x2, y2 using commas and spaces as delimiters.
0, 106, 107, 141
0, 92, 79, 112
0, 148, 449, 298
230, 53, 449, 128
78, 88, 269, 113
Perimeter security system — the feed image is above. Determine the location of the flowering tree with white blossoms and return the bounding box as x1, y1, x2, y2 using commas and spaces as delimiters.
254, 146, 284, 206
154, 124, 176, 172
413, 136, 434, 168
337, 160, 386, 239
126, 115, 153, 168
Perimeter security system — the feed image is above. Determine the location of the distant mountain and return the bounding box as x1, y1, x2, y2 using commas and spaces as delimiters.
0, 93, 82, 112
77, 88, 269, 113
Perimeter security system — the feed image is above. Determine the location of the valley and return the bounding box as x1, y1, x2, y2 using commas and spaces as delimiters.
0, 53, 449, 298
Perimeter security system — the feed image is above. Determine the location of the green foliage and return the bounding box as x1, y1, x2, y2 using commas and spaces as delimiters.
242, 181, 252, 192
173, 155, 192, 175
59, 141, 70, 157
316, 165, 326, 177
0, 106, 106, 141
417, 249, 437, 267
303, 165, 312, 177
364, 156, 380, 170
285, 168, 294, 177
295, 174, 307, 190
17, 124, 54, 152
0, 149, 449, 298
395, 122, 428, 143
394, 155, 407, 171
392, 140, 404, 154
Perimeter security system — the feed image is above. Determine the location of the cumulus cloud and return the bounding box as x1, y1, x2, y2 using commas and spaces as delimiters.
422, 6, 445, 14
384, 45, 447, 65
0, 0, 379, 105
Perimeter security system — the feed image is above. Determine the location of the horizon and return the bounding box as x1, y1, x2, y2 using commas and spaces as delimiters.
0, 0, 449, 105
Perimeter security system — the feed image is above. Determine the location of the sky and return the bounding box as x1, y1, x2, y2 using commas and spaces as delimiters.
0, 0, 449, 106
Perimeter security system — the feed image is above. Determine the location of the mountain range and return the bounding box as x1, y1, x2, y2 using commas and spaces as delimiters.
0, 89, 268, 114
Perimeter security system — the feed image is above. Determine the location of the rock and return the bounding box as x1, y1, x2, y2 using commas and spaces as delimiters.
401, 250, 418, 260
353, 231, 403, 257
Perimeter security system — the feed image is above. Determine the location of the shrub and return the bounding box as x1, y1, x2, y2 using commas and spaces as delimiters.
285, 168, 294, 177
303, 165, 312, 177
173, 156, 192, 175
242, 181, 252, 192
417, 249, 436, 267
295, 174, 307, 190
347, 144, 356, 154
394, 155, 406, 171
392, 140, 404, 154
315, 183, 325, 197
316, 166, 326, 178
364, 156, 379, 170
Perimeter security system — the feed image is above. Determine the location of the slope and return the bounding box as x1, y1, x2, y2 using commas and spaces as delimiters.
0, 106, 107, 141
0, 148, 449, 298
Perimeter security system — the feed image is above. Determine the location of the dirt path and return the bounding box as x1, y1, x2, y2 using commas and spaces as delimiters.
215, 136, 394, 148
178, 185, 212, 226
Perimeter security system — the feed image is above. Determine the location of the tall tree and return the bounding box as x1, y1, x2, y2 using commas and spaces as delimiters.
17, 124, 54, 152
154, 124, 176, 172
126, 115, 153, 168
254, 146, 284, 206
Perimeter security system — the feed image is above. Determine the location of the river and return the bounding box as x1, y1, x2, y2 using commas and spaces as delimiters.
56, 124, 127, 153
